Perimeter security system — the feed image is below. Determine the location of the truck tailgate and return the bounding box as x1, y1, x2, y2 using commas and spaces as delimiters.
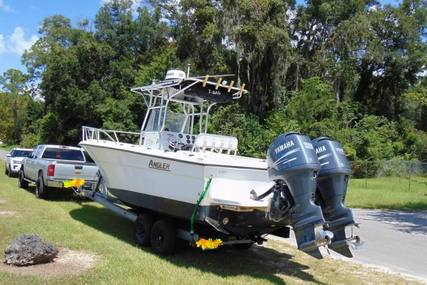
53, 161, 98, 181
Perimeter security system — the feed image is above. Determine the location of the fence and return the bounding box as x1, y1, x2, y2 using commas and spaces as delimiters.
350, 160, 427, 191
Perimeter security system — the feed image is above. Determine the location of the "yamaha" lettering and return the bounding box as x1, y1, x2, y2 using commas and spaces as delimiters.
316, 145, 326, 154
149, 160, 170, 171
274, 140, 295, 154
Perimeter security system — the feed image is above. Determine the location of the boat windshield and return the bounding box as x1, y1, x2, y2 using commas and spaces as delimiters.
164, 111, 189, 133
144, 108, 189, 133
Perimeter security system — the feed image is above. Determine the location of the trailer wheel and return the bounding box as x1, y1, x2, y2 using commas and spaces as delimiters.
18, 171, 28, 189
134, 214, 154, 247
35, 175, 49, 199
150, 220, 176, 256
232, 242, 254, 250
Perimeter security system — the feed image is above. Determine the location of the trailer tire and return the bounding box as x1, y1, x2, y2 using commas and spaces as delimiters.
232, 242, 254, 250
134, 214, 154, 247
150, 220, 176, 256
18, 171, 28, 189
35, 175, 49, 199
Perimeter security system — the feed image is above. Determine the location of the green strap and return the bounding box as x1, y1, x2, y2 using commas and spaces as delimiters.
190, 177, 213, 237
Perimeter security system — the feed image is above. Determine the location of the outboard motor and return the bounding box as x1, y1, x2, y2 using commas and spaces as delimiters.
312, 137, 361, 257
266, 132, 333, 258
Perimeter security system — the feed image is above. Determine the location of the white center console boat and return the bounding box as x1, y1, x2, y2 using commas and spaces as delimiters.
79, 69, 361, 257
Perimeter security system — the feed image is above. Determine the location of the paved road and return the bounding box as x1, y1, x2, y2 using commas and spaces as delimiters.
0, 149, 425, 281
0, 149, 8, 161
351, 209, 427, 282
273, 208, 427, 282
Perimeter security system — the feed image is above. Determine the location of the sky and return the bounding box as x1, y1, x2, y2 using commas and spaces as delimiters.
0, 0, 401, 75
0, 0, 101, 74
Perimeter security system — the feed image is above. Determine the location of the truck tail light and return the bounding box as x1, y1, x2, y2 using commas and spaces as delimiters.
47, 164, 55, 177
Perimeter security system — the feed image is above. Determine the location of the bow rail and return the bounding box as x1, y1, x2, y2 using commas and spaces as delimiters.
82, 126, 143, 145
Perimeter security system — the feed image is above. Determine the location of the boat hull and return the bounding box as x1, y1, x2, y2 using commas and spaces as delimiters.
80, 140, 284, 236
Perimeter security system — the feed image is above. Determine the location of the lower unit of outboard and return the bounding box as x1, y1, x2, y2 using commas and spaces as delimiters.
312, 137, 362, 257
266, 132, 333, 258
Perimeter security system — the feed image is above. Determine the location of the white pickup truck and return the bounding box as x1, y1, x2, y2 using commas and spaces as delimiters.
4, 148, 33, 177
18, 144, 99, 199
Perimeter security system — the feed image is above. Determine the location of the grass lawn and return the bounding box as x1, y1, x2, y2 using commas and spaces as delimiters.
347, 176, 427, 211
0, 167, 421, 285
0, 144, 17, 152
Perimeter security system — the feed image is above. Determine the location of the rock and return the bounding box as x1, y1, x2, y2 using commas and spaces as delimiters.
4, 234, 58, 266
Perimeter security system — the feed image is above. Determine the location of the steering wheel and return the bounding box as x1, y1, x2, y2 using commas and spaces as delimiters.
168, 136, 183, 151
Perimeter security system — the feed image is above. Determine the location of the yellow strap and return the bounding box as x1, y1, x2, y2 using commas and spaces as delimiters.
215, 77, 222, 90
202, 75, 209, 87
196, 238, 223, 250
63, 178, 85, 188
227, 81, 234, 92
239, 83, 246, 96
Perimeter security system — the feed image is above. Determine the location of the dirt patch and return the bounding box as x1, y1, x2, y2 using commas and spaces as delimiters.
0, 210, 18, 217
0, 248, 98, 277
0, 200, 6, 204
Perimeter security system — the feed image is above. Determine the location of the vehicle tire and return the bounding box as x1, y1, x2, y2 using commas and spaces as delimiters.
18, 171, 29, 189
134, 213, 154, 247
5, 165, 9, 176
6, 164, 13, 177
150, 219, 176, 256
35, 175, 49, 199
232, 242, 254, 250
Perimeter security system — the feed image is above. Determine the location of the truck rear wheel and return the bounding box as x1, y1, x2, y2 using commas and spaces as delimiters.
150, 219, 176, 256
35, 176, 49, 199
134, 213, 154, 247
18, 171, 28, 189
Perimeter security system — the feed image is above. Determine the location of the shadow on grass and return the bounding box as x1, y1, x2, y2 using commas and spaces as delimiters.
70, 204, 325, 285
23, 186, 90, 202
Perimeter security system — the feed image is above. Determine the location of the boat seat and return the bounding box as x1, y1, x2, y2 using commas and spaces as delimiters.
193, 133, 238, 155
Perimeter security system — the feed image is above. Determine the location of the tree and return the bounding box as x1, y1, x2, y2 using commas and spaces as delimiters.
0, 69, 31, 143
352, 1, 427, 119
3, 0, 426, 162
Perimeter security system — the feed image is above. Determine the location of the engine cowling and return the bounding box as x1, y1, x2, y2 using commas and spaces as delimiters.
312, 137, 357, 257
267, 132, 331, 257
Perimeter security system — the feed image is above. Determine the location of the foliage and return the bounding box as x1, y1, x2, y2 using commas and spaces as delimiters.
402, 78, 427, 131
20, 132, 41, 148
135, 47, 178, 85
209, 104, 263, 156
0, 93, 15, 143
0, 0, 426, 162
0, 69, 32, 144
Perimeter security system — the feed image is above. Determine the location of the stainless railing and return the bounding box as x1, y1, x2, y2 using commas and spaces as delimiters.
82, 126, 143, 145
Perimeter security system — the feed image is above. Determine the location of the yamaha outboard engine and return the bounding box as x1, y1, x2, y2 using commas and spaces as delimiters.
266, 132, 333, 258
312, 137, 361, 257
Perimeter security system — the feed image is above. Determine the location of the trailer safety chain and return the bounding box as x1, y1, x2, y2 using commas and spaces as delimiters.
190, 176, 213, 240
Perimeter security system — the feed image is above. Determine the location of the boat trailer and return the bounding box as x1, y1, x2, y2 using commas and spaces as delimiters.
76, 179, 258, 251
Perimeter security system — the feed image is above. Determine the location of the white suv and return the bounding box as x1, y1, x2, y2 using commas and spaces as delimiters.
5, 148, 33, 177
